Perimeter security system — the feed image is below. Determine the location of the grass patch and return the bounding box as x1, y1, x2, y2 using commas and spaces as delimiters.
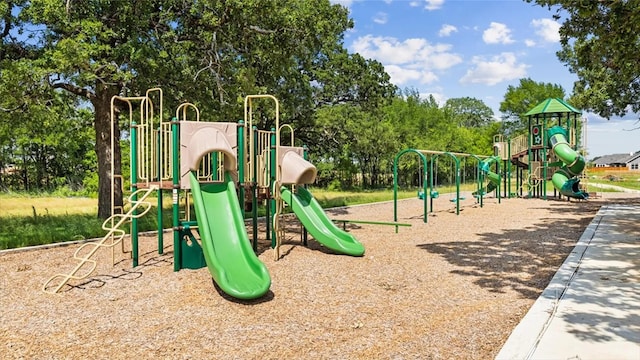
0, 206, 174, 250
587, 170, 640, 190
309, 188, 417, 208
0, 189, 418, 250
0, 213, 104, 249
588, 179, 640, 191
0, 194, 97, 217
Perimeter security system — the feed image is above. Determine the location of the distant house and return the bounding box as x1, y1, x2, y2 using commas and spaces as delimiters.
592, 152, 640, 171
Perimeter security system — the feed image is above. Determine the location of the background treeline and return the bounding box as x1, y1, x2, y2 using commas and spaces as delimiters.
0, 88, 500, 194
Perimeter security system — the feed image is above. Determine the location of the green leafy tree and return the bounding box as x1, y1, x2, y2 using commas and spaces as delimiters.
444, 97, 495, 128
499, 78, 566, 135
6, 0, 384, 217
527, 0, 640, 120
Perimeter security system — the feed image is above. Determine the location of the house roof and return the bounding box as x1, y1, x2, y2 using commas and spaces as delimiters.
625, 152, 640, 163
592, 152, 638, 165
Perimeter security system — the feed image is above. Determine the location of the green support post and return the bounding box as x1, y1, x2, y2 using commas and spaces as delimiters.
251, 125, 259, 252
479, 164, 485, 208
212, 152, 219, 181
237, 120, 252, 251
476, 158, 482, 204
171, 117, 180, 271
496, 157, 501, 204
157, 189, 163, 254
429, 156, 435, 213
393, 149, 428, 232
451, 153, 460, 215
542, 117, 548, 200
156, 128, 163, 254
507, 140, 512, 198
237, 120, 245, 211
252, 129, 260, 249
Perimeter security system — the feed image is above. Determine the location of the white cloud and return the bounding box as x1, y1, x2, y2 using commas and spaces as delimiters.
531, 18, 560, 43
351, 35, 461, 68
460, 52, 528, 86
409, 0, 444, 10
438, 24, 458, 37
373, 12, 388, 25
429, 51, 464, 70
483, 22, 515, 44
350, 35, 462, 86
386, 65, 439, 85
524, 39, 536, 47
424, 0, 445, 10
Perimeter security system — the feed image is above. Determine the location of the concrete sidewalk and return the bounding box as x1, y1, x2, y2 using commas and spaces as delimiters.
497, 204, 640, 360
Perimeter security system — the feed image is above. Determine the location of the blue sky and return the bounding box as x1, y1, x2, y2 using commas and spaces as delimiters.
331, 0, 638, 159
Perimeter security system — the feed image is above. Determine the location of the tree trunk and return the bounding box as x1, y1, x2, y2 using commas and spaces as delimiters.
93, 84, 123, 219
371, 161, 379, 188
21, 151, 28, 191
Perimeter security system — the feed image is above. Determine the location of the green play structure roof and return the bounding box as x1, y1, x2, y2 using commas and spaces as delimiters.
524, 98, 581, 116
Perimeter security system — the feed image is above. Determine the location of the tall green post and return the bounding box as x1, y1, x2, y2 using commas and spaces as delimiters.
251, 125, 259, 251
393, 149, 427, 231
507, 140, 512, 198
156, 128, 163, 254
238, 120, 257, 250
542, 117, 548, 200
496, 158, 501, 204
171, 117, 181, 271
429, 156, 435, 213
237, 120, 245, 214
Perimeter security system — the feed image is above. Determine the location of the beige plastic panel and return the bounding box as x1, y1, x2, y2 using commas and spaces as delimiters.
278, 146, 317, 185
179, 121, 238, 189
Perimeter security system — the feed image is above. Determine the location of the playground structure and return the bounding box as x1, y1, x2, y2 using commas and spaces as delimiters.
392, 149, 499, 227
493, 98, 588, 200
43, 90, 364, 300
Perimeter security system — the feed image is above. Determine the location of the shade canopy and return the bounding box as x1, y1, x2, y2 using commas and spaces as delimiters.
524, 98, 581, 116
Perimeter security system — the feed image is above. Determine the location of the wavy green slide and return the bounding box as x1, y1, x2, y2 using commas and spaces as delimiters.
547, 126, 588, 199
473, 157, 500, 196
280, 186, 365, 257
189, 172, 271, 300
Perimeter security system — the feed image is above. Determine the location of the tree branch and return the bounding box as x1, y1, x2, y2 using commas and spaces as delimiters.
49, 78, 96, 101
249, 25, 275, 35
0, 103, 26, 112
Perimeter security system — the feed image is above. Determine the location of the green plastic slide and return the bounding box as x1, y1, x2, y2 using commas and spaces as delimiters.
546, 126, 589, 199
473, 157, 500, 196
280, 186, 365, 257
189, 172, 271, 300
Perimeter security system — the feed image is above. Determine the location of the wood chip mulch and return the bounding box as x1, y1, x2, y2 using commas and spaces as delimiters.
2, 192, 635, 359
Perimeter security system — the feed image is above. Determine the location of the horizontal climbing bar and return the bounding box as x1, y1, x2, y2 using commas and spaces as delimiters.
332, 219, 412, 231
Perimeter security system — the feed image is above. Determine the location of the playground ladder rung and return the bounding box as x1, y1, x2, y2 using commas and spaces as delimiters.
42, 187, 157, 294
